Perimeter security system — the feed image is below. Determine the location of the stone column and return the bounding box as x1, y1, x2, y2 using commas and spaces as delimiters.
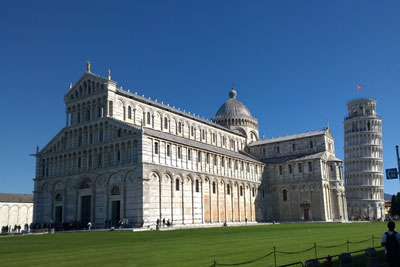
201, 179, 204, 224
217, 181, 220, 223
231, 185, 234, 222
181, 179, 184, 224
238, 186, 241, 222
209, 180, 213, 223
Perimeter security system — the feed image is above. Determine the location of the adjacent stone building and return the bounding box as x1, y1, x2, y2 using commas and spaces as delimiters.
249, 129, 347, 221
33, 64, 347, 227
0, 193, 33, 227
344, 99, 384, 220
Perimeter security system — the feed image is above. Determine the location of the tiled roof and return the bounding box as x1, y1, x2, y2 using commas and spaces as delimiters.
250, 129, 328, 146
0, 193, 33, 203
261, 151, 340, 164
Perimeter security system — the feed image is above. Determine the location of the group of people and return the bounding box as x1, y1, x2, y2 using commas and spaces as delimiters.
156, 218, 172, 228
1, 223, 30, 234
349, 215, 382, 221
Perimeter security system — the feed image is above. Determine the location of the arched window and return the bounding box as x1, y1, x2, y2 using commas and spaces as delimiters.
111, 186, 120, 195
227, 184, 230, 195
309, 141, 313, 149
212, 182, 216, 194
147, 112, 151, 125
283, 189, 287, 201
55, 193, 62, 202
175, 179, 180, 191
80, 180, 90, 189
128, 106, 132, 119
123, 106, 126, 120
164, 117, 168, 129
109, 101, 113, 116
178, 122, 182, 133
117, 150, 121, 162
195, 180, 199, 192
240, 186, 243, 196
154, 142, 159, 154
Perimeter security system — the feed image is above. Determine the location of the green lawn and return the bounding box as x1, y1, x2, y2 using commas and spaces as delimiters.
0, 222, 388, 267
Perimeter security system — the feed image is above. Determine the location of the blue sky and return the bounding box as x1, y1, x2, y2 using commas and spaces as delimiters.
1, 0, 400, 195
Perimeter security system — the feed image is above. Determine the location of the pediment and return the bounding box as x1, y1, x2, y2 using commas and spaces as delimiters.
64, 72, 116, 102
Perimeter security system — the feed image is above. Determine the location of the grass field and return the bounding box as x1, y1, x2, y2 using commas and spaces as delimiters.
0, 222, 388, 267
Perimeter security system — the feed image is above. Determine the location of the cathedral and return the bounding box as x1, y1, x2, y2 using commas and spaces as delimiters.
33, 63, 347, 228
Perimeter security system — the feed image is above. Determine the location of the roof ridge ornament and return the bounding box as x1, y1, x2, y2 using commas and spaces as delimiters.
86, 61, 91, 73
108, 69, 111, 80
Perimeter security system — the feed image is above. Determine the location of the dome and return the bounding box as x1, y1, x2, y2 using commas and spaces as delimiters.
214, 88, 254, 119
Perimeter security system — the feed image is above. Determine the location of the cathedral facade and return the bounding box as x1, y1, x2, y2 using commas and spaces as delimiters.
33, 65, 347, 227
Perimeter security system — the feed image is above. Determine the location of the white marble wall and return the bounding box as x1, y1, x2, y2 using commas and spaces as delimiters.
0, 202, 33, 228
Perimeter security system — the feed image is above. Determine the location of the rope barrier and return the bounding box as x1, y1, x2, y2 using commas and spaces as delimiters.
348, 237, 372, 244
214, 251, 274, 266
211, 235, 383, 266
317, 242, 348, 249
276, 246, 315, 255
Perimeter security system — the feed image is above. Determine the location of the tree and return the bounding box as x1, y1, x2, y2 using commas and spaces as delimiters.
390, 193, 400, 217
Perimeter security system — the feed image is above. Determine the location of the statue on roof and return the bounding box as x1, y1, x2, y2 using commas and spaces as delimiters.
86, 61, 91, 73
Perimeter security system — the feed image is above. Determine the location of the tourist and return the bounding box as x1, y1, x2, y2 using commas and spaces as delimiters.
324, 255, 332, 267
381, 221, 400, 267
162, 218, 165, 227
87, 222, 92, 230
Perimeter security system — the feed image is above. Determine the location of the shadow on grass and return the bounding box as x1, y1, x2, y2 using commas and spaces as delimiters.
308, 247, 387, 267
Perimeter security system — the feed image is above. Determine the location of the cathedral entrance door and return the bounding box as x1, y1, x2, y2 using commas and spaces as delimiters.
303, 208, 310, 221
111, 200, 121, 227
81, 195, 91, 225
55, 206, 63, 223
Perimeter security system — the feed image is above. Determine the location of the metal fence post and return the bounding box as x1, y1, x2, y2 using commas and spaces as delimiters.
274, 246, 277, 267
314, 242, 317, 259
372, 235, 375, 247
347, 240, 349, 253
213, 260, 216, 267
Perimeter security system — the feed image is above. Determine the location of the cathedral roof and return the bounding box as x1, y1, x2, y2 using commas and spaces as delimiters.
249, 129, 329, 146
0, 193, 33, 203
214, 88, 254, 120
261, 151, 341, 164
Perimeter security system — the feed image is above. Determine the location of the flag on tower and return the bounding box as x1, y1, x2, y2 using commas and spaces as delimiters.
357, 84, 363, 90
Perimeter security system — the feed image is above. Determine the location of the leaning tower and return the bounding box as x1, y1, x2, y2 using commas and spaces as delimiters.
344, 99, 384, 220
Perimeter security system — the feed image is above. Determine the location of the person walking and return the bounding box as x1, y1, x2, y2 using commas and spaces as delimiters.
381, 221, 400, 267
